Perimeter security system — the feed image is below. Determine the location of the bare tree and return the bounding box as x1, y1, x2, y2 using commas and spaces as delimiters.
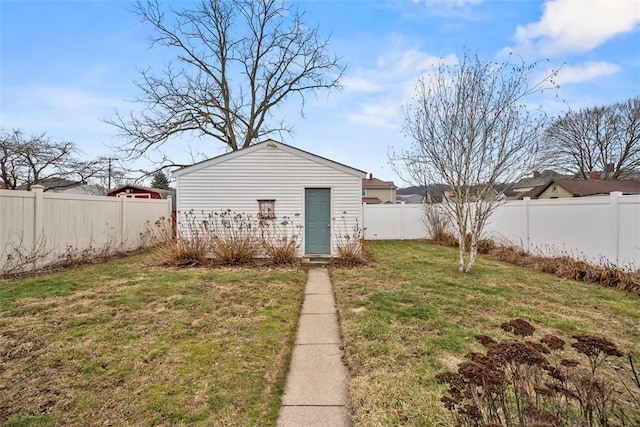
392, 50, 557, 272
0, 130, 112, 191
0, 130, 77, 189
0, 132, 22, 190
540, 97, 640, 179
107, 0, 345, 164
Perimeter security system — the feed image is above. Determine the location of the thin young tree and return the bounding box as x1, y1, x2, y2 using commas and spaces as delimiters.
393, 50, 557, 272
540, 97, 640, 179
107, 0, 345, 164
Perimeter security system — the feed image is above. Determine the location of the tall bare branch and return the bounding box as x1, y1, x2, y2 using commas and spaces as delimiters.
106, 0, 345, 160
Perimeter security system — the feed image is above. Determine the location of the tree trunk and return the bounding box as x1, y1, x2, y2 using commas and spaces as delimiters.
466, 232, 478, 273
458, 233, 466, 273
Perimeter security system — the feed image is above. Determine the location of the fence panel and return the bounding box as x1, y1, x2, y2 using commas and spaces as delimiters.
362, 204, 428, 240
0, 188, 171, 274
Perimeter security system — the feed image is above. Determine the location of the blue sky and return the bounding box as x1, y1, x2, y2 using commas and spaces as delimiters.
1, 0, 639, 185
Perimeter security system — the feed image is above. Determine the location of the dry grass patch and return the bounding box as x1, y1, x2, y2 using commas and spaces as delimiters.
0, 253, 305, 426
331, 241, 640, 426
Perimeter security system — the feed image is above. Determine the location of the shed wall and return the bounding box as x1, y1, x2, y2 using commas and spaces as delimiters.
176, 146, 363, 256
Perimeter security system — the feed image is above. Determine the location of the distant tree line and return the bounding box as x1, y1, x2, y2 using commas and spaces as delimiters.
539, 97, 640, 179
0, 129, 129, 192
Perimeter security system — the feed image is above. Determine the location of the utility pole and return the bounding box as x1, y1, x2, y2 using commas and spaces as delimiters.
108, 158, 112, 190
106, 157, 116, 190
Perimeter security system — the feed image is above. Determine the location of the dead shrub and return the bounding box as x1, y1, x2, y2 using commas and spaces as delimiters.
449, 240, 640, 298
332, 214, 367, 266
433, 230, 459, 248
259, 215, 303, 265
423, 204, 451, 238
153, 212, 209, 266
206, 210, 260, 265
437, 319, 640, 426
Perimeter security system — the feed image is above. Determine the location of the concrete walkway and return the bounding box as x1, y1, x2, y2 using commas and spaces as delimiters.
277, 268, 351, 427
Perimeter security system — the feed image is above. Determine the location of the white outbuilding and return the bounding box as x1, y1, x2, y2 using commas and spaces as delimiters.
173, 140, 366, 257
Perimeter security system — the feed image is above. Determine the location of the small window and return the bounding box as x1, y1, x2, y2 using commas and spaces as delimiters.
258, 199, 276, 219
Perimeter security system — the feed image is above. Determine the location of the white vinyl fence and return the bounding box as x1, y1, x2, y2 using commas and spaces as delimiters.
362, 203, 429, 240
362, 193, 640, 270
1, 186, 172, 274
484, 193, 640, 270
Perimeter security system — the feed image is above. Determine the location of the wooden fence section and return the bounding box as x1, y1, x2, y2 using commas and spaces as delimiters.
0, 186, 172, 274
362, 193, 640, 270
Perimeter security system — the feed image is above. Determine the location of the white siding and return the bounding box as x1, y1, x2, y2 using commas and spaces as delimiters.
176, 144, 364, 256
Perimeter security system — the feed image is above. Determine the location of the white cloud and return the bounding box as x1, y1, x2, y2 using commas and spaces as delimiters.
413, 0, 483, 6
554, 61, 621, 85
341, 75, 383, 93
515, 0, 640, 55
339, 47, 458, 128
345, 98, 402, 129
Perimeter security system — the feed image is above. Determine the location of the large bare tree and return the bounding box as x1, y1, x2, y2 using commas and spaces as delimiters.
107, 0, 345, 163
393, 51, 557, 272
540, 97, 640, 179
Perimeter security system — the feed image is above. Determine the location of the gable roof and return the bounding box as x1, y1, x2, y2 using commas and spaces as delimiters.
362, 196, 383, 204
173, 139, 366, 178
513, 170, 570, 190
522, 179, 640, 198
362, 176, 396, 189
108, 184, 175, 199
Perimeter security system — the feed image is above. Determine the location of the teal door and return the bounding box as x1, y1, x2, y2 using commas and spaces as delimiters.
305, 188, 331, 254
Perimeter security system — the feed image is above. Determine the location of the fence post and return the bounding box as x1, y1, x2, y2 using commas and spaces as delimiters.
119, 196, 128, 250
361, 203, 366, 239
401, 202, 406, 240
31, 185, 45, 270
523, 197, 531, 252
610, 191, 622, 266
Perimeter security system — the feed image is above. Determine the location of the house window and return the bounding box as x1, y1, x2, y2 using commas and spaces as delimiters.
258, 199, 276, 219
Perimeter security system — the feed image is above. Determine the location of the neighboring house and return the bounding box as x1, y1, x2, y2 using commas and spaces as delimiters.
173, 139, 366, 257
107, 184, 168, 199
511, 170, 569, 198
443, 185, 503, 202
107, 184, 177, 226
46, 183, 105, 196
396, 194, 425, 204
362, 174, 397, 204
521, 179, 640, 199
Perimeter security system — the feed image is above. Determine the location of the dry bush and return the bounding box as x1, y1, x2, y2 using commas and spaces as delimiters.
437, 319, 640, 426
206, 210, 260, 265
481, 244, 640, 297
332, 215, 368, 266
433, 230, 459, 248
153, 212, 209, 266
153, 210, 309, 267
259, 215, 303, 265
423, 204, 450, 237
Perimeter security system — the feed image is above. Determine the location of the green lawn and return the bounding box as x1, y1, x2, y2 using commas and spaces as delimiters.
331, 240, 640, 426
3, 242, 638, 426
0, 254, 305, 426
